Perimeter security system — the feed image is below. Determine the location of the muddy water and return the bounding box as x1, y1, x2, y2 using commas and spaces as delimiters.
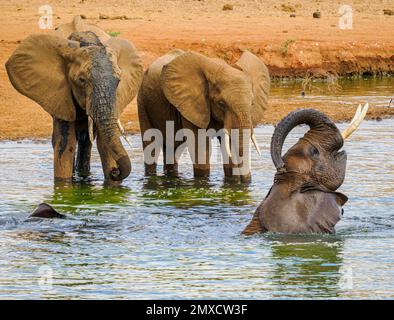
0, 79, 393, 299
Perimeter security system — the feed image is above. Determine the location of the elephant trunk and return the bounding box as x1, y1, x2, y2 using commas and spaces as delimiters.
96, 117, 131, 181
91, 84, 131, 181
230, 110, 252, 182
270, 109, 343, 172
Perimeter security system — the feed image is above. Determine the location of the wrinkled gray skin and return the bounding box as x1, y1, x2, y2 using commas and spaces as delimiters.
69, 32, 129, 181
243, 109, 348, 235
138, 50, 270, 183
5, 22, 142, 183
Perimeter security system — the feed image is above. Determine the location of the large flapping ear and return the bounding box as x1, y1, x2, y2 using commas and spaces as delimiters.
5, 34, 79, 121
235, 50, 270, 125
106, 37, 144, 115
242, 187, 272, 235
300, 182, 348, 206
53, 15, 110, 43
161, 52, 213, 129
242, 210, 265, 235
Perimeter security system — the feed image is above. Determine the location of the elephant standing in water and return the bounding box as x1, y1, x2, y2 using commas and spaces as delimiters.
243, 105, 368, 234
6, 16, 143, 182
138, 49, 270, 183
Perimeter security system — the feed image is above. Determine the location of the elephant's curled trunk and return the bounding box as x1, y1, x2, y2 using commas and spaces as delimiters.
270, 109, 343, 172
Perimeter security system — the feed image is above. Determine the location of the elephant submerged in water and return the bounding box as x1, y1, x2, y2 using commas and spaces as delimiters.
6, 16, 143, 182
29, 203, 65, 219
243, 104, 369, 234
138, 49, 270, 183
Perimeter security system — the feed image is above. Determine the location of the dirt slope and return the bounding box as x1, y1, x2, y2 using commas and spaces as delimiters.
0, 0, 393, 140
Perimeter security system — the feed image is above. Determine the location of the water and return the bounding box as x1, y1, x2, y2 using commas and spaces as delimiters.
271, 77, 394, 107
0, 79, 393, 299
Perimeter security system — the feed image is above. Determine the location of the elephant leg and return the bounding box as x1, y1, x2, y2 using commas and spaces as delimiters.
181, 118, 210, 178
52, 118, 76, 181
217, 135, 241, 183
143, 141, 159, 176
216, 135, 247, 183
163, 144, 179, 176
75, 118, 92, 177
138, 97, 158, 176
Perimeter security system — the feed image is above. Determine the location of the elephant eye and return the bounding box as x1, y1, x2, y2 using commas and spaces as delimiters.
77, 76, 86, 86
310, 146, 320, 158
217, 100, 226, 108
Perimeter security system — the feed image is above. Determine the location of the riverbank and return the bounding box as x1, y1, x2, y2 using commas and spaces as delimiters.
1, 98, 393, 141
1, 0, 393, 140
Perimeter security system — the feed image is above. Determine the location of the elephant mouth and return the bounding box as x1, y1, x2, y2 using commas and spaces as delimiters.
336, 150, 347, 161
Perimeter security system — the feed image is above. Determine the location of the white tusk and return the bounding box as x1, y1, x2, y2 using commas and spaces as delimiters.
117, 119, 133, 150
341, 103, 369, 140
224, 130, 232, 158
117, 119, 125, 134
349, 104, 362, 127
251, 133, 261, 156
88, 116, 94, 144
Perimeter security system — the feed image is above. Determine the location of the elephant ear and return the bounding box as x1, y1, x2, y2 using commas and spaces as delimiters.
235, 50, 270, 125
161, 52, 212, 129
5, 34, 79, 121
300, 182, 348, 206
54, 15, 110, 43
106, 37, 143, 115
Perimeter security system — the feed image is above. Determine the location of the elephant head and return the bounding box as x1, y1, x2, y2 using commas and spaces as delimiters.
271, 108, 347, 191
243, 105, 368, 234
160, 50, 270, 181
5, 29, 143, 181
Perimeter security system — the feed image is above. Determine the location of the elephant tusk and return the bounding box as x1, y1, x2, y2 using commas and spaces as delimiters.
117, 119, 125, 134
224, 130, 232, 158
347, 103, 362, 129
88, 116, 94, 144
341, 103, 369, 140
251, 133, 261, 156
117, 119, 133, 150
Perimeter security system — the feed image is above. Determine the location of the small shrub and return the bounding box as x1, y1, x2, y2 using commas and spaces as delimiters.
223, 4, 233, 11
281, 4, 296, 13
108, 30, 120, 37
280, 39, 295, 56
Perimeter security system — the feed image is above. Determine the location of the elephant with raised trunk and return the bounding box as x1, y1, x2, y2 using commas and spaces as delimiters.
138, 49, 270, 183
243, 105, 368, 234
5, 16, 143, 182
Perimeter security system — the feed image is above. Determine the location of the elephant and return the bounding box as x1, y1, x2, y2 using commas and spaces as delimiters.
5, 16, 143, 182
243, 104, 368, 234
137, 49, 270, 183
29, 203, 65, 219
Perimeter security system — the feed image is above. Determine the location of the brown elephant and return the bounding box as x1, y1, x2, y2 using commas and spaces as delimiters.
5, 16, 143, 182
137, 49, 270, 182
243, 105, 368, 234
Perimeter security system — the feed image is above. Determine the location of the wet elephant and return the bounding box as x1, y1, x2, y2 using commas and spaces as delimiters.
138, 49, 270, 183
5, 16, 143, 182
243, 105, 368, 234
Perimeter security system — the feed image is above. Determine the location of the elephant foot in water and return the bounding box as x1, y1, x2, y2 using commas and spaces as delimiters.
29, 203, 65, 219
